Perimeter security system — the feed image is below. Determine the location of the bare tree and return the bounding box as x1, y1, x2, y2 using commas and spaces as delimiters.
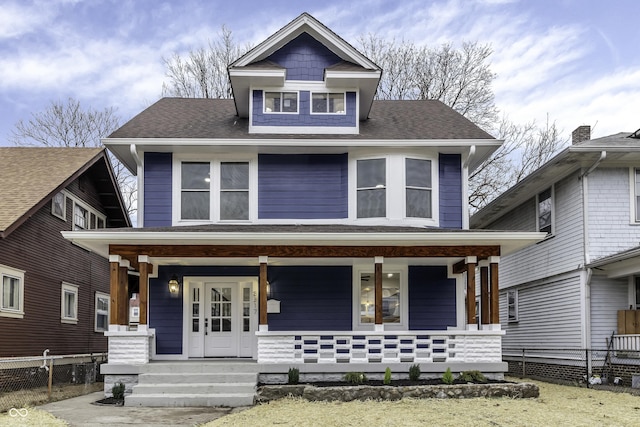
162, 26, 249, 99
9, 98, 136, 217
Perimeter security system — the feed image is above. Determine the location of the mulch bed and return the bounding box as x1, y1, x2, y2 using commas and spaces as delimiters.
92, 397, 124, 406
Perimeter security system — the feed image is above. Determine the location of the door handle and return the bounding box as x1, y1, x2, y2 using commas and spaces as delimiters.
205, 318, 208, 336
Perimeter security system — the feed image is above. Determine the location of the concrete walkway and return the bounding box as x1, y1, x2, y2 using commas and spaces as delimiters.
39, 392, 248, 426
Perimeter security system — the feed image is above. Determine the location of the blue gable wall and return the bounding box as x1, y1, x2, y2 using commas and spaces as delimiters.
267, 266, 352, 331
150, 266, 259, 355
438, 154, 463, 229
267, 32, 342, 81
144, 152, 172, 227
252, 91, 357, 128
408, 266, 456, 330
258, 154, 348, 219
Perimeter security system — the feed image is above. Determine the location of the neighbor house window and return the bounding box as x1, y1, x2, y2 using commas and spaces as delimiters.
405, 158, 432, 218
95, 292, 109, 332
1, 265, 24, 318
61, 283, 78, 324
264, 92, 298, 113
635, 169, 640, 222
537, 187, 553, 234
311, 93, 345, 113
357, 158, 386, 218
507, 289, 518, 322
52, 192, 66, 220
73, 204, 88, 230
220, 162, 249, 220
181, 162, 211, 220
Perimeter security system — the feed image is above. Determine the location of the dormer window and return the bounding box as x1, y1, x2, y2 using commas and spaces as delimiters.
264, 92, 298, 113
312, 93, 345, 114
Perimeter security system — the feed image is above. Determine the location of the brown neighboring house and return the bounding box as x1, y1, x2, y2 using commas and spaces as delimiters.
0, 147, 130, 357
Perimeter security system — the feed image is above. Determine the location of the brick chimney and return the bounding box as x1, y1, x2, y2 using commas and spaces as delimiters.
572, 125, 591, 144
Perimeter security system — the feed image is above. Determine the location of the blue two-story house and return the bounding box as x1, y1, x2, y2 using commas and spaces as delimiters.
64, 13, 543, 406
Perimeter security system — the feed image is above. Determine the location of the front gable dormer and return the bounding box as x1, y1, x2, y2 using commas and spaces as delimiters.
229, 13, 381, 134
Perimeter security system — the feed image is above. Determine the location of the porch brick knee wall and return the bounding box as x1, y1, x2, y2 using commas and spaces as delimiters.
455, 336, 502, 363
506, 360, 585, 383
108, 336, 150, 365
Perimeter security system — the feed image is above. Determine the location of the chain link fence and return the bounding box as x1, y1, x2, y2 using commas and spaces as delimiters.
0, 352, 107, 412
503, 347, 640, 395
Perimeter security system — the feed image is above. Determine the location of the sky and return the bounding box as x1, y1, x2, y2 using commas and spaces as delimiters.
1, 0, 639, 146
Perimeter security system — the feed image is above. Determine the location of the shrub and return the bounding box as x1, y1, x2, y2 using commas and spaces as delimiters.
383, 367, 392, 385
287, 367, 299, 385
458, 370, 487, 383
112, 382, 125, 400
409, 364, 421, 381
344, 372, 367, 384
442, 368, 454, 385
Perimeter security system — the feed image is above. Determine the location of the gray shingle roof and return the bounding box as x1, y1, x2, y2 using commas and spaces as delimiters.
107, 98, 495, 140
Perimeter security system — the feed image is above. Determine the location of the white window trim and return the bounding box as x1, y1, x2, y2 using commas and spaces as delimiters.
348, 151, 439, 226
172, 155, 258, 225
352, 264, 408, 331
536, 186, 554, 235
51, 191, 67, 221
631, 168, 640, 224
310, 92, 346, 115
61, 282, 79, 324
263, 90, 299, 114
95, 291, 109, 332
68, 194, 106, 230
0, 264, 25, 318
507, 289, 518, 323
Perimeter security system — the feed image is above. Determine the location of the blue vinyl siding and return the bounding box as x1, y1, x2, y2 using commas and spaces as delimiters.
143, 152, 172, 227
408, 266, 456, 330
267, 266, 352, 331
438, 154, 463, 229
252, 90, 357, 128
149, 266, 258, 355
267, 32, 342, 81
258, 154, 348, 219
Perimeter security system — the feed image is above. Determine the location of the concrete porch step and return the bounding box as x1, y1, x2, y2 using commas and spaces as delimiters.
125, 392, 255, 408
141, 361, 259, 374
132, 382, 256, 394
137, 372, 257, 384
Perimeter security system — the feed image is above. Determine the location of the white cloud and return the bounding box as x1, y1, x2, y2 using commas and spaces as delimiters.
0, 2, 51, 39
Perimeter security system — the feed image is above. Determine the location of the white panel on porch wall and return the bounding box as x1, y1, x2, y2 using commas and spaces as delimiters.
589, 274, 628, 349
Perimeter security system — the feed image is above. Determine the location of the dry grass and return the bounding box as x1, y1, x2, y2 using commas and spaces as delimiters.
0, 407, 67, 427
204, 379, 640, 427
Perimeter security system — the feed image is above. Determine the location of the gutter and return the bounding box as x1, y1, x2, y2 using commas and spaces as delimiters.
130, 144, 144, 227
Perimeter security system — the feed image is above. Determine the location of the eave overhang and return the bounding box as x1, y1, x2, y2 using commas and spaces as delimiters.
104, 137, 502, 176
587, 246, 640, 279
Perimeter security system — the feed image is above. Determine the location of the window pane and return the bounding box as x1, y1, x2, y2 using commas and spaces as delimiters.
74, 205, 88, 230
357, 159, 385, 188
222, 318, 231, 332
312, 93, 328, 113
282, 93, 297, 112
329, 93, 344, 112
538, 188, 552, 233
221, 162, 249, 190
97, 297, 108, 311
382, 273, 400, 324
2, 276, 19, 310
64, 291, 76, 318
182, 162, 210, 189
406, 158, 431, 188
406, 188, 432, 218
360, 274, 374, 324
357, 189, 386, 218
220, 192, 249, 220
52, 192, 65, 217
265, 92, 280, 112
181, 192, 210, 220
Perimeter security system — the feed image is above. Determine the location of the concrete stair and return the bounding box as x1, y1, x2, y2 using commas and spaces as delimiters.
125, 361, 258, 407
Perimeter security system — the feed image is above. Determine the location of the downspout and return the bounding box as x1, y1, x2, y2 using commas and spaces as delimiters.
462, 145, 476, 230
579, 150, 606, 352
130, 144, 143, 228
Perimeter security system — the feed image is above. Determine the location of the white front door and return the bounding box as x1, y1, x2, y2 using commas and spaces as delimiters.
186, 277, 257, 358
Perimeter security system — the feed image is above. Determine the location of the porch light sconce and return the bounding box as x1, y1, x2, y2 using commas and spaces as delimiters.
168, 275, 180, 294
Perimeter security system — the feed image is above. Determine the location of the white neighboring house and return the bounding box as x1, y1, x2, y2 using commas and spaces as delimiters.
471, 126, 640, 383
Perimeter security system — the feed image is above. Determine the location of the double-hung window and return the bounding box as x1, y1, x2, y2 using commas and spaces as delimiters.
634, 169, 640, 222
507, 289, 518, 322
61, 283, 78, 324
52, 192, 66, 220
405, 158, 432, 218
95, 292, 109, 332
181, 162, 211, 220
537, 187, 553, 234
357, 158, 386, 218
311, 93, 345, 113
73, 204, 89, 230
178, 160, 253, 222
264, 92, 298, 113
1, 265, 24, 318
